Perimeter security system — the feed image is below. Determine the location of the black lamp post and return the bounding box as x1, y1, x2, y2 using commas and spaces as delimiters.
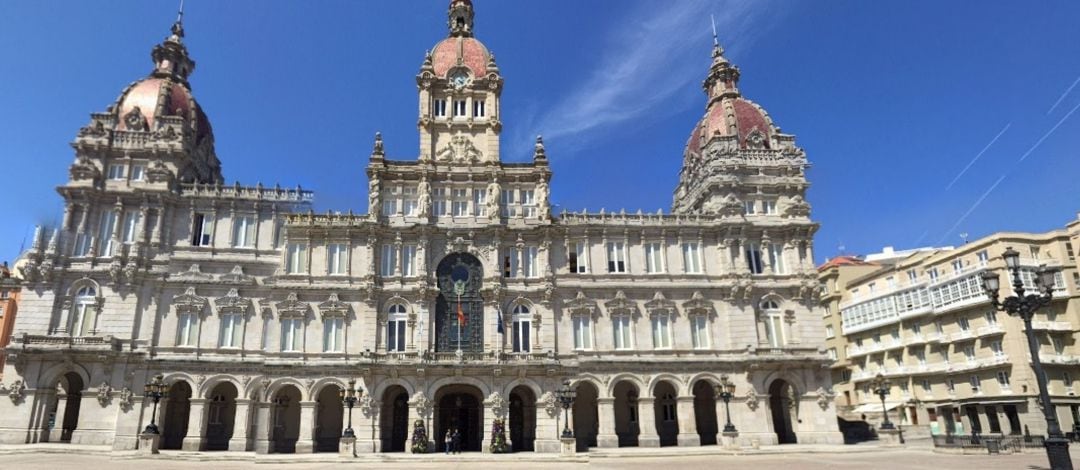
142, 374, 167, 435
872, 373, 894, 430
555, 380, 577, 439
715, 375, 737, 433
339, 379, 362, 439
981, 247, 1072, 470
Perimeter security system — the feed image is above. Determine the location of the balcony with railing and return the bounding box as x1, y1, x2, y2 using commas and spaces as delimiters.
1039, 353, 1080, 366
949, 329, 975, 342
1031, 320, 1074, 332
975, 324, 1006, 337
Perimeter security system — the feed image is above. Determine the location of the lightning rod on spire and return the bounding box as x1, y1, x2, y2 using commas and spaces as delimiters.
710, 14, 718, 48
177, 0, 185, 24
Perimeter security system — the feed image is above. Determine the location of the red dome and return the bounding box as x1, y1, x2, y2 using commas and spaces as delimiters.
687, 96, 774, 153
113, 77, 213, 143
431, 36, 490, 79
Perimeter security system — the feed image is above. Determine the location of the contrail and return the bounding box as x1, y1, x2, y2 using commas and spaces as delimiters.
945, 122, 1011, 191
1047, 74, 1080, 115
938, 174, 1008, 245
1018, 99, 1080, 163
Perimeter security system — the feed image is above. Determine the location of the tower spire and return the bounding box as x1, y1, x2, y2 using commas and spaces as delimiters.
152, 0, 195, 83
448, 0, 475, 38
172, 0, 185, 39
702, 15, 739, 103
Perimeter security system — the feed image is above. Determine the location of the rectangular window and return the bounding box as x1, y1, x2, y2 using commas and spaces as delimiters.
433, 187, 448, 216
613, 316, 632, 350
928, 268, 939, 282
401, 244, 417, 277
107, 164, 125, 180
607, 242, 626, 273
958, 317, 970, 331
907, 269, 918, 283
381, 187, 400, 216
827, 348, 837, 360
73, 232, 91, 257
996, 371, 1011, 390
98, 210, 118, 256
946, 378, 956, 392
451, 188, 469, 216
191, 212, 213, 247
1064, 372, 1074, 391
746, 242, 764, 274
977, 250, 990, 265
512, 319, 531, 353
768, 243, 786, 274
327, 243, 347, 275
644, 242, 664, 274
691, 315, 708, 349
453, 100, 467, 117
523, 246, 539, 278
232, 215, 256, 248
272, 218, 285, 249
1067, 242, 1076, 260
964, 344, 976, 362
985, 310, 998, 325
380, 244, 397, 277
763, 199, 777, 215
121, 210, 141, 244
473, 100, 486, 118
682, 242, 702, 274
520, 190, 537, 218
434, 99, 447, 118
130, 164, 145, 181
401, 187, 418, 216
970, 375, 981, 393
573, 316, 592, 350
825, 325, 835, 339
286, 243, 308, 274
952, 259, 964, 273
219, 313, 244, 348
280, 318, 302, 352
387, 319, 406, 352
744, 200, 756, 215
177, 312, 197, 347
500, 189, 516, 217
652, 314, 671, 349
472, 187, 486, 216
990, 340, 1004, 357
569, 241, 588, 274
323, 317, 344, 353
503, 251, 517, 278
921, 379, 931, 392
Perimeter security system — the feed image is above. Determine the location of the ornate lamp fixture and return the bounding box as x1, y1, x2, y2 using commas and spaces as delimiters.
715, 375, 737, 433
339, 379, 363, 439
142, 374, 168, 435
555, 380, 577, 439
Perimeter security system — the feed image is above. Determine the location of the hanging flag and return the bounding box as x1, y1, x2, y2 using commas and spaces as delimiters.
457, 300, 466, 327
496, 305, 505, 335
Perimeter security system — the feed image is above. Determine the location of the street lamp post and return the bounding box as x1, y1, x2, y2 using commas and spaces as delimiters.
715, 375, 737, 433
142, 374, 167, 435
981, 247, 1072, 470
339, 379, 362, 439
555, 380, 577, 439
871, 373, 894, 430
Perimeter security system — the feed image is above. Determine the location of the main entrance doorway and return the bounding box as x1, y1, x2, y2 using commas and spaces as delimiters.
435, 385, 483, 452
769, 380, 797, 444
380, 386, 409, 452
435, 253, 484, 353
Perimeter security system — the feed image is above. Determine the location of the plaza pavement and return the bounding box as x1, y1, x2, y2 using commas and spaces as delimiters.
0, 443, 1075, 469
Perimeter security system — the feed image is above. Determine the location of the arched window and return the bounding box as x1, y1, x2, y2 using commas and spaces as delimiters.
661, 392, 677, 422
387, 304, 408, 352
71, 286, 97, 336
511, 304, 531, 353
762, 300, 785, 348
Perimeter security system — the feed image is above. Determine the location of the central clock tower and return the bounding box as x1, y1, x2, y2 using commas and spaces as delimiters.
416, 0, 504, 163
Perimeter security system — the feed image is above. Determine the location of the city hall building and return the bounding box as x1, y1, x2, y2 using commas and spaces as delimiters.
0, 0, 841, 455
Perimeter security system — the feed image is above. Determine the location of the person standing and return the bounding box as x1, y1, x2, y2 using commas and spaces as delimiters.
451, 428, 462, 454
444, 429, 452, 455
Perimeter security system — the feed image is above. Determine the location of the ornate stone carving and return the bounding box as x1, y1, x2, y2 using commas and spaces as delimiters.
538, 391, 559, 419
318, 292, 350, 318
276, 292, 309, 318
123, 106, 148, 131
604, 290, 637, 316
417, 179, 432, 218
565, 291, 597, 317
359, 394, 378, 419
410, 392, 432, 419
486, 392, 507, 419
173, 287, 208, 314
745, 387, 760, 412
215, 288, 250, 314
644, 291, 675, 317
683, 291, 714, 317
4, 380, 26, 404
117, 387, 135, 412
486, 179, 501, 218
219, 265, 255, 284
815, 387, 835, 411
97, 381, 113, 407
783, 195, 811, 218
435, 135, 482, 163
172, 264, 214, 283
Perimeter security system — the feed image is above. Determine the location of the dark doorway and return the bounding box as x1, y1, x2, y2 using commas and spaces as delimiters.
435, 385, 483, 452
613, 381, 640, 447
964, 406, 982, 434
380, 386, 409, 452
984, 405, 1001, 434
654, 381, 679, 447
49, 372, 85, 443
270, 385, 301, 453
573, 382, 599, 451
204, 382, 238, 451
769, 380, 797, 444
509, 386, 536, 452
314, 385, 343, 452
435, 253, 484, 353
161, 381, 192, 450
692, 380, 719, 445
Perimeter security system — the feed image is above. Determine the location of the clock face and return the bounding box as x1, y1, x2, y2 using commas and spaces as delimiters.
450, 71, 469, 88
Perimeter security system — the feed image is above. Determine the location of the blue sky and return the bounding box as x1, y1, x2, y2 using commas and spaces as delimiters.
2, 0, 1080, 265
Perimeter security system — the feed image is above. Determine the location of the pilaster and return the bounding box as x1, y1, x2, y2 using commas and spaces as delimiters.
637, 397, 660, 447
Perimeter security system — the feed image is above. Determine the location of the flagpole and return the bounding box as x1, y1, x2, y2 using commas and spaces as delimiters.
456, 292, 462, 359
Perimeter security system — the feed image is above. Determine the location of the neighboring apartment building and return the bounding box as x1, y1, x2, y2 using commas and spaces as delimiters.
823, 218, 1080, 438
0, 262, 20, 378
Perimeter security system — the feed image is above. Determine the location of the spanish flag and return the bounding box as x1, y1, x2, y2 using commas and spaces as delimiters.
457, 301, 466, 326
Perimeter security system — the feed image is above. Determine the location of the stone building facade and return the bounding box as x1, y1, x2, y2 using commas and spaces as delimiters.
825, 218, 1080, 437
0, 0, 841, 455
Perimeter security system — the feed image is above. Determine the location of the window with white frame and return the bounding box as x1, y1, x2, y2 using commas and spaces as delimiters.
380, 244, 397, 277
946, 378, 956, 393
613, 315, 632, 350
607, 241, 626, 273
827, 348, 838, 360
121, 210, 141, 244
232, 215, 256, 248
970, 375, 981, 393
434, 99, 447, 118
964, 344, 976, 362
500, 189, 516, 217
177, 311, 198, 347
511, 304, 531, 353
73, 231, 91, 257
921, 379, 931, 393
928, 268, 939, 282
71, 286, 98, 336
768, 242, 786, 274
744, 200, 756, 215
644, 242, 664, 274
572, 315, 592, 350
763, 199, 777, 215
433, 187, 448, 215
907, 269, 918, 283
691, 314, 709, 349
453, 100, 467, 117
472, 187, 486, 216
387, 304, 408, 352
887, 276, 897, 288
473, 100, 486, 118
762, 300, 785, 348
280, 317, 303, 352
107, 164, 125, 180
402, 187, 418, 216
996, 371, 1011, 391
682, 242, 702, 274
130, 163, 145, 181
651, 313, 671, 349
958, 317, 970, 331
327, 243, 347, 275
825, 325, 835, 339
746, 242, 764, 274
503, 249, 518, 278
990, 340, 1004, 357
569, 241, 588, 274
520, 190, 536, 218
219, 311, 244, 348
401, 244, 417, 277
977, 250, 989, 265
451, 188, 469, 216
984, 310, 998, 325
381, 186, 400, 216
98, 210, 118, 256
191, 212, 214, 247
323, 317, 344, 352
286, 243, 308, 274
952, 259, 964, 273
523, 246, 539, 278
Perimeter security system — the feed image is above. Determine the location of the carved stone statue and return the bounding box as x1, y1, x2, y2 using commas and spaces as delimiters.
368, 178, 381, 214
418, 179, 432, 218
536, 179, 550, 220
486, 179, 501, 218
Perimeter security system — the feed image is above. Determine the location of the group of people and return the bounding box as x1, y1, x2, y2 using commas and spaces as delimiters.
443, 428, 463, 454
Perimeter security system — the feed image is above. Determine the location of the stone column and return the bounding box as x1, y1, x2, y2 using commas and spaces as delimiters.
229, 399, 253, 451
596, 398, 618, 448
676, 396, 700, 446
638, 397, 660, 447
182, 398, 208, 451
296, 401, 317, 453
253, 401, 272, 454
356, 399, 379, 454
480, 393, 505, 453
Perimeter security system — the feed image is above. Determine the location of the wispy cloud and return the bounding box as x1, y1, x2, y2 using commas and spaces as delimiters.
1018, 99, 1080, 163
944, 122, 1010, 191
1047, 74, 1080, 115
525, 0, 776, 154
937, 174, 1008, 245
